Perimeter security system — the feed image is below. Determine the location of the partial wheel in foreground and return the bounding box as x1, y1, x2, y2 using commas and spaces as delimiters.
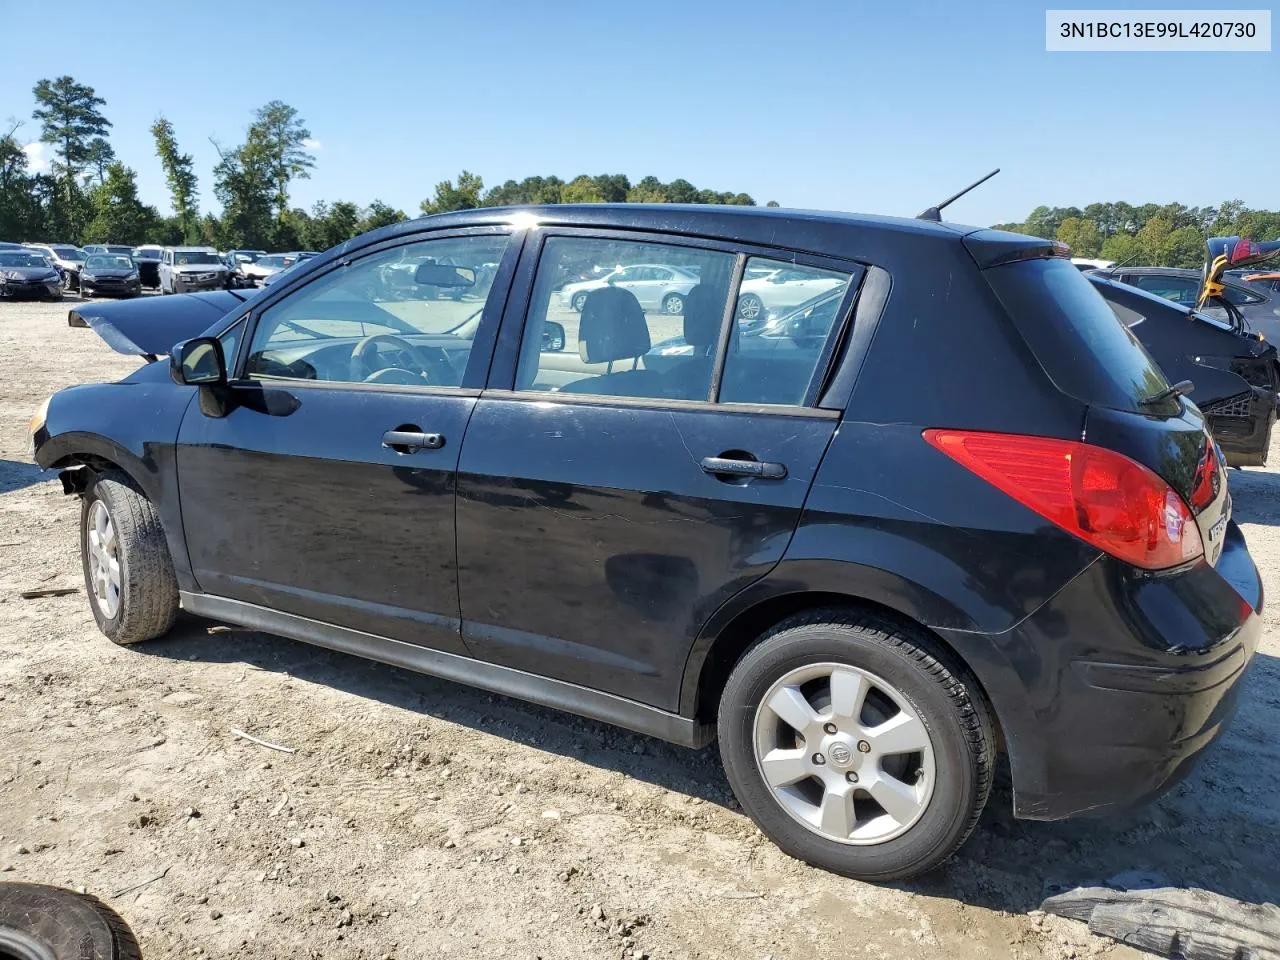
80, 470, 180, 645
571, 291, 589, 312
717, 609, 995, 881
0, 883, 141, 960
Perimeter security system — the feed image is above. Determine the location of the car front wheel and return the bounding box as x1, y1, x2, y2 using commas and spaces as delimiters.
571, 291, 589, 312
80, 471, 179, 645
717, 609, 995, 882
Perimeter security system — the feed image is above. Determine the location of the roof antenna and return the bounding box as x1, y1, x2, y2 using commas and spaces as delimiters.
916, 168, 1000, 222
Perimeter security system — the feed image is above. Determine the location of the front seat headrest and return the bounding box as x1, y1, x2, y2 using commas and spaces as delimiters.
682, 285, 724, 350
578, 287, 651, 364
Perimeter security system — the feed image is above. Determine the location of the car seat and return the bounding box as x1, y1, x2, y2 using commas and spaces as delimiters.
558, 287, 664, 397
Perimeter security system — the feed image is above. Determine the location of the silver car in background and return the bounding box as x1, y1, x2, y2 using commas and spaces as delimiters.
158, 246, 230, 294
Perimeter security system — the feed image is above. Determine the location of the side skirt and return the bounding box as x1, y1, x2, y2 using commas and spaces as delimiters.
180, 592, 714, 748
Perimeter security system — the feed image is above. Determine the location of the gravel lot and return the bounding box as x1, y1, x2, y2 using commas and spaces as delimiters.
1, 296, 1277, 959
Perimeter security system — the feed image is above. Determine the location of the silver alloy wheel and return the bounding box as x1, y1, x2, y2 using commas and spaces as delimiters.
663, 294, 684, 314
752, 662, 936, 845
86, 499, 121, 619
738, 295, 762, 320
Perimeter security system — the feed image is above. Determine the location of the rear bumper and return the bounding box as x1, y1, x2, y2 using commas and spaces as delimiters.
1206, 389, 1276, 466
941, 521, 1261, 821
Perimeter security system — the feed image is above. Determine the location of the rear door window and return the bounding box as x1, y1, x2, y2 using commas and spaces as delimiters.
987, 257, 1173, 414
1127, 274, 1199, 305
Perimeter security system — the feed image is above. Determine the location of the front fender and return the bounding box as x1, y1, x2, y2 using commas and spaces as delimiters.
35, 380, 198, 591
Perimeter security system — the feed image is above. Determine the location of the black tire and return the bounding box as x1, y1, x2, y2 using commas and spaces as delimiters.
0, 883, 141, 960
717, 608, 995, 882
661, 292, 685, 315
80, 470, 179, 645
571, 291, 588, 312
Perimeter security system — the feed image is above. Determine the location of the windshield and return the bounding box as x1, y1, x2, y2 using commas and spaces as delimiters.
51, 246, 84, 262
106, 245, 133, 255
0, 253, 49, 268
133, 248, 161, 258
987, 257, 1173, 414
174, 251, 221, 265
86, 255, 134, 270
257, 255, 290, 268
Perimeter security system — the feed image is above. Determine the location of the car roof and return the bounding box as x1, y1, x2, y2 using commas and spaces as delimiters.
316, 203, 1055, 274
169, 246, 218, 252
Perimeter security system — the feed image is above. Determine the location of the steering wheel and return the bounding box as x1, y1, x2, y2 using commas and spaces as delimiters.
349, 334, 455, 385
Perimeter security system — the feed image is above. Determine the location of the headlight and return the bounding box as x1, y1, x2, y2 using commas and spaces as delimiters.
82, 274, 95, 282
28, 396, 50, 456
127, 271, 139, 280
2, 270, 20, 280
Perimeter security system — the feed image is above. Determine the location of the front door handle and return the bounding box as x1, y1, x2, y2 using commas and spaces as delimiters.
382, 430, 444, 453
700, 456, 787, 480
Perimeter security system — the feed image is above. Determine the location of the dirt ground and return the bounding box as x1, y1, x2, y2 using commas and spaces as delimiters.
1, 296, 1277, 960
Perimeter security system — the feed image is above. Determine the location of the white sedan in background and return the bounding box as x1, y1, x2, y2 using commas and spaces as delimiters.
560, 263, 700, 314
736, 267, 846, 323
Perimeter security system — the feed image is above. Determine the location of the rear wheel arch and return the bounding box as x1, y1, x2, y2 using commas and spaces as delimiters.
684, 589, 1004, 752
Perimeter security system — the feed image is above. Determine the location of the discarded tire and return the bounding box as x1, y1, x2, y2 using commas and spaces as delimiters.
0, 883, 142, 960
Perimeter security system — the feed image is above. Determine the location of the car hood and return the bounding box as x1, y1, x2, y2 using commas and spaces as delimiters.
68, 289, 255, 356
3, 266, 60, 280
83, 267, 136, 278
172, 263, 226, 273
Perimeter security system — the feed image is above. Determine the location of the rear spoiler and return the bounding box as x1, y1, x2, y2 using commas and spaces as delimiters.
962, 229, 1070, 269
1197, 236, 1280, 311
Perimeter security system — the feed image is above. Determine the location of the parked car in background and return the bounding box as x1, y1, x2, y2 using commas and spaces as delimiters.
560, 262, 700, 313
1091, 265, 1280, 341
83, 244, 136, 257
132, 246, 163, 289
0, 249, 62, 300
37, 205, 1261, 883
1242, 272, 1280, 295
1070, 257, 1114, 272
80, 254, 142, 299
239, 253, 298, 286
0, 241, 24, 249
24, 243, 86, 290
1089, 274, 1278, 466
736, 265, 849, 325
158, 247, 229, 294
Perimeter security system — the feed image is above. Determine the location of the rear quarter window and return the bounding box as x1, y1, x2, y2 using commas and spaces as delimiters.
986, 258, 1173, 414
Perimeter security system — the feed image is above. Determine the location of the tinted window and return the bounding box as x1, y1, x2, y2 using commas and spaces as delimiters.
1221, 283, 1264, 306
988, 258, 1172, 413
722, 257, 854, 405
518, 237, 733, 400
1127, 274, 1199, 305
245, 233, 508, 387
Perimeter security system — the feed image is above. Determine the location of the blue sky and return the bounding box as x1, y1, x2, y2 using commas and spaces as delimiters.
2, 0, 1275, 226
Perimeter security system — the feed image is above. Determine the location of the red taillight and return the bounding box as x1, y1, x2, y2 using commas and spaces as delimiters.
924, 430, 1204, 571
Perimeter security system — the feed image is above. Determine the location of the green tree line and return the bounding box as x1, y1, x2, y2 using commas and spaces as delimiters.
993, 201, 1280, 268
1, 75, 764, 255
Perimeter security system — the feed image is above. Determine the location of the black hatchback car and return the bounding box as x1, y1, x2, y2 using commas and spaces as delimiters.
1089, 275, 1279, 466
31, 206, 1262, 881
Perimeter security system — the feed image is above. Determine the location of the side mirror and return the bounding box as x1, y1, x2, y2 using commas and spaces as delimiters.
542, 320, 566, 353
414, 262, 476, 288
171, 337, 227, 386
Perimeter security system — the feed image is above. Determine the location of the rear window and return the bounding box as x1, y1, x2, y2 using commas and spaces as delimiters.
986, 258, 1173, 414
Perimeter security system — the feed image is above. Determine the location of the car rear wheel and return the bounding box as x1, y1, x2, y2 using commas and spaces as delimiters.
717, 608, 995, 881
662, 292, 685, 315
737, 293, 764, 321
571, 291, 589, 312
80, 471, 179, 646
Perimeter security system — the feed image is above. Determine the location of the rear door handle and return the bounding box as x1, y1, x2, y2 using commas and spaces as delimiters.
700, 456, 787, 480
382, 430, 444, 453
